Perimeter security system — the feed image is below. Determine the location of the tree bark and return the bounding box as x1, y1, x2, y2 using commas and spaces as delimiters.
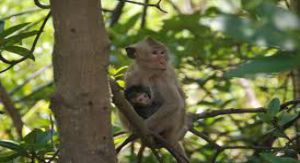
49, 0, 116, 162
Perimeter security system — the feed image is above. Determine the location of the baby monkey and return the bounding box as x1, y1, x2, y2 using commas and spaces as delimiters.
124, 85, 160, 119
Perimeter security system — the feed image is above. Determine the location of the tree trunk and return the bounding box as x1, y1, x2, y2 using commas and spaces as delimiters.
49, 0, 116, 162
290, 0, 300, 149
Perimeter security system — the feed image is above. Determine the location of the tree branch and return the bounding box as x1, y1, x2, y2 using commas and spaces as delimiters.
0, 81, 23, 138
195, 99, 300, 120
110, 1, 126, 26
118, 0, 167, 13
34, 0, 50, 9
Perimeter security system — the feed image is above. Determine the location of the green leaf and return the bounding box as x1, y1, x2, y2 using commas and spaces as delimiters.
258, 113, 272, 123
278, 112, 298, 126
4, 30, 39, 46
267, 98, 280, 118
0, 140, 26, 154
4, 46, 34, 60
260, 153, 299, 163
23, 129, 52, 146
225, 54, 300, 78
0, 23, 30, 38
0, 152, 20, 162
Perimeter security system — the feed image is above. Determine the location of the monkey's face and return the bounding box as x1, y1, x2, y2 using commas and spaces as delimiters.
131, 93, 151, 107
125, 37, 169, 70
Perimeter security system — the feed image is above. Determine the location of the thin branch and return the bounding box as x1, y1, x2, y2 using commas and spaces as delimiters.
137, 145, 145, 163
196, 108, 265, 119
195, 99, 300, 120
151, 132, 189, 163
285, 0, 290, 9
118, 0, 167, 13
116, 134, 138, 154
150, 148, 163, 163
0, 81, 23, 138
34, 0, 50, 9
141, 0, 150, 28
113, 131, 127, 137
0, 9, 42, 21
30, 11, 51, 54
110, 1, 126, 26
9, 65, 51, 95
189, 128, 220, 149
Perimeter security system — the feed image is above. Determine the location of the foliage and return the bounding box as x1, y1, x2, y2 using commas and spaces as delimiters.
0, 0, 299, 162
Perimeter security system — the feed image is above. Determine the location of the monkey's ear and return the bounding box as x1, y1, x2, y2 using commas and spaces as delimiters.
145, 36, 163, 47
125, 47, 136, 59
145, 36, 158, 45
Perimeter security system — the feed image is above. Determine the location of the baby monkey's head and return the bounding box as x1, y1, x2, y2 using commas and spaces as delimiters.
124, 85, 152, 108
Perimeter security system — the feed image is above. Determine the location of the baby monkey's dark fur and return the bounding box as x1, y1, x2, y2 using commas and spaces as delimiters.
124, 85, 160, 119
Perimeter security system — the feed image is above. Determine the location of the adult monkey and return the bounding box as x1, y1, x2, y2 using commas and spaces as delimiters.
124, 37, 187, 157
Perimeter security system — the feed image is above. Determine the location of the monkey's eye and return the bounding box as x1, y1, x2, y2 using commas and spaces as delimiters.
152, 50, 158, 55
160, 51, 165, 55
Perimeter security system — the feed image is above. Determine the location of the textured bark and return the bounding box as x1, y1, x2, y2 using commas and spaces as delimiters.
49, 0, 116, 162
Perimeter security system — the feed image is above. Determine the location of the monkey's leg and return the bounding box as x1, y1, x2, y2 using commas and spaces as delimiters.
116, 134, 138, 154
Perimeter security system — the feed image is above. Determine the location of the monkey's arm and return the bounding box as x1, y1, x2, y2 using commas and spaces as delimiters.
145, 83, 184, 129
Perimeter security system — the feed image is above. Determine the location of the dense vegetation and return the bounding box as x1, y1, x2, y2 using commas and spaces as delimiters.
0, 0, 299, 162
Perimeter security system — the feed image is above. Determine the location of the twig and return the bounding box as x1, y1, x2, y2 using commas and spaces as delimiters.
195, 99, 300, 120
196, 108, 265, 119
284, 0, 290, 9
118, 0, 167, 13
189, 128, 220, 149
34, 0, 50, 9
0, 81, 23, 138
113, 131, 127, 137
0, 9, 42, 21
30, 11, 51, 54
9, 65, 51, 95
141, 0, 150, 28
110, 1, 126, 26
116, 134, 138, 154
151, 132, 189, 163
150, 148, 163, 163
137, 145, 145, 163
